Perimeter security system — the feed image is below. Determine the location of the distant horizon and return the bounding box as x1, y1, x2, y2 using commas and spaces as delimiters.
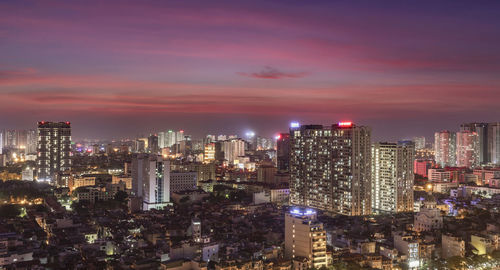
1, 118, 498, 143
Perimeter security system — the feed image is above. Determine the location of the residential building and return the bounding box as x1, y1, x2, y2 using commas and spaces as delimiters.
221, 138, 245, 164
289, 122, 371, 215
371, 142, 414, 213
204, 143, 215, 163
489, 123, 500, 165
414, 160, 434, 178
132, 154, 171, 210
441, 234, 465, 259
434, 130, 456, 167
456, 131, 479, 168
461, 122, 489, 164
276, 133, 290, 173
284, 208, 328, 269
413, 136, 426, 150
36, 121, 72, 181
394, 232, 420, 269
170, 171, 197, 193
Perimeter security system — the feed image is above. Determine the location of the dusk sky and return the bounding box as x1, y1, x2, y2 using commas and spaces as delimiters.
1, 0, 500, 141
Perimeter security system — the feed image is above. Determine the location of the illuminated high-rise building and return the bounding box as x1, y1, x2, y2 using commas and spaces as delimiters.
461, 122, 489, 164
289, 122, 371, 216
412, 136, 426, 150
26, 129, 37, 154
148, 134, 159, 154
133, 139, 146, 153
434, 131, 456, 167
456, 131, 479, 168
132, 154, 171, 210
158, 131, 166, 148
204, 143, 215, 163
276, 133, 290, 173
488, 122, 500, 165
284, 208, 327, 268
36, 121, 72, 181
371, 142, 414, 213
205, 135, 216, 144
175, 130, 185, 144
4, 130, 18, 148
222, 138, 245, 164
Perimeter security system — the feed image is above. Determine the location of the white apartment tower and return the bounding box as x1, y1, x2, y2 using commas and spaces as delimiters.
371, 142, 414, 213
132, 154, 171, 210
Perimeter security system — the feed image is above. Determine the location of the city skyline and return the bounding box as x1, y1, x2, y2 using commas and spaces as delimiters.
2, 0, 500, 140
2, 2, 500, 268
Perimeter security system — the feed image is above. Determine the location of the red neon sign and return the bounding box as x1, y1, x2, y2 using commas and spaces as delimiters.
338, 121, 353, 127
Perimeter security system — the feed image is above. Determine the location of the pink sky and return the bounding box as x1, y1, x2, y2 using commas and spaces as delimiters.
1, 0, 500, 140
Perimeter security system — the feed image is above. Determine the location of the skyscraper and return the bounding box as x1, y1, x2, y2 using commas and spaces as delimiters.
289, 122, 372, 216
413, 136, 426, 150
36, 121, 72, 181
204, 143, 215, 163
276, 133, 290, 173
456, 131, 479, 168
222, 138, 245, 164
461, 122, 489, 164
4, 130, 18, 148
284, 208, 327, 268
175, 130, 185, 144
488, 122, 500, 165
372, 142, 414, 213
132, 154, 171, 210
26, 129, 37, 154
158, 131, 166, 148
148, 134, 159, 154
434, 131, 456, 167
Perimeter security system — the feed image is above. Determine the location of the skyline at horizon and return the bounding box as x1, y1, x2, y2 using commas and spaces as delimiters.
2, 0, 500, 141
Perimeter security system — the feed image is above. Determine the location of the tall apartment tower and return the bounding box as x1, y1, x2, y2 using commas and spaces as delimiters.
203, 143, 215, 163
289, 122, 371, 216
36, 121, 72, 181
222, 138, 245, 164
460, 123, 489, 164
371, 142, 414, 213
148, 134, 159, 154
434, 131, 456, 168
412, 136, 426, 150
175, 130, 185, 144
284, 208, 328, 269
132, 154, 171, 210
158, 132, 165, 148
276, 133, 290, 173
456, 131, 479, 168
26, 129, 37, 154
488, 123, 500, 165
